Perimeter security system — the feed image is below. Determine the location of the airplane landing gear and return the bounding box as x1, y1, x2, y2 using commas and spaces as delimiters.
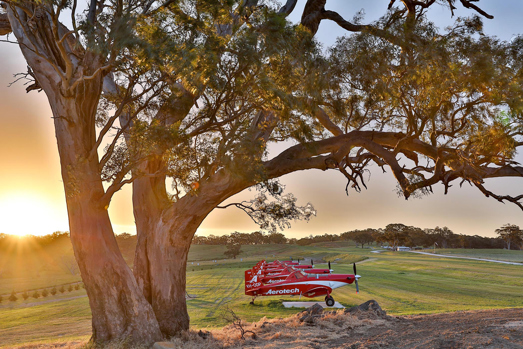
325, 295, 335, 307
250, 297, 256, 305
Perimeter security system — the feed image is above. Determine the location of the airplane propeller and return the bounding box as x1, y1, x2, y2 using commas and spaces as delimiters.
311, 259, 314, 268
353, 263, 360, 294
328, 261, 333, 272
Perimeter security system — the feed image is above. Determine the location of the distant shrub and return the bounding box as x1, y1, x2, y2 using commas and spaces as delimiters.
42, 289, 49, 297
22, 291, 29, 300
74, 284, 80, 290
50, 287, 57, 296
0, 294, 3, 303
9, 291, 17, 302
59, 286, 65, 294
68, 285, 73, 292
32, 290, 40, 299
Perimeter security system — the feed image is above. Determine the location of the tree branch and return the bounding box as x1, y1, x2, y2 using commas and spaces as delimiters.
101, 177, 135, 207
0, 12, 11, 35
87, 0, 97, 24
474, 182, 523, 210
321, 10, 406, 48
278, 0, 298, 17
315, 106, 343, 136
459, 0, 493, 19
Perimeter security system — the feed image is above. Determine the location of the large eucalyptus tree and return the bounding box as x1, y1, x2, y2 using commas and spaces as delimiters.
124, 0, 523, 338
1, 0, 522, 346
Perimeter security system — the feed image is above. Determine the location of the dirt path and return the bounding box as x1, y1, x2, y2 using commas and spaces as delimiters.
409, 251, 523, 266
352, 257, 377, 264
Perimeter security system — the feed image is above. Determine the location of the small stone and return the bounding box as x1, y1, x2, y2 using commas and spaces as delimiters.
298, 303, 324, 322
198, 329, 211, 339
345, 300, 387, 318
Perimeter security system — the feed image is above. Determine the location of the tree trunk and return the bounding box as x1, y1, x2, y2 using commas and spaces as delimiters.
134, 214, 193, 337
7, 6, 162, 344
52, 94, 162, 345
131, 158, 192, 336
133, 170, 247, 337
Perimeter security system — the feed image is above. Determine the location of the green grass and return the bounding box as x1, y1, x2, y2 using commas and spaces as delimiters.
334, 251, 523, 315
0, 271, 82, 296
0, 292, 91, 348
1, 244, 523, 347
433, 248, 523, 263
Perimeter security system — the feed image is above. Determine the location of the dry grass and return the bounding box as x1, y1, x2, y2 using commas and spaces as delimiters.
9, 338, 158, 349
164, 310, 380, 349
10, 342, 86, 349
9, 306, 522, 349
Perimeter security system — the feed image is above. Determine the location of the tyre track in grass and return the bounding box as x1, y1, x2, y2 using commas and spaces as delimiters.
204, 268, 243, 318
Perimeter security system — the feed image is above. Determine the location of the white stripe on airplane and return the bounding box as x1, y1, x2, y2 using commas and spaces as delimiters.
271, 281, 348, 290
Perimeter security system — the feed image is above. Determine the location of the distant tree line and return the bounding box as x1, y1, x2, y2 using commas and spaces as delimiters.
192, 231, 288, 245
0, 231, 69, 251
193, 223, 523, 250
1, 223, 520, 252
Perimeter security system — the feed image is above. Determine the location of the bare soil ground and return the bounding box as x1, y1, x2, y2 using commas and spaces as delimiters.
171, 301, 523, 349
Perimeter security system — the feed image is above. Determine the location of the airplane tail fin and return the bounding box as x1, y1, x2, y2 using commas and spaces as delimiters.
245, 269, 255, 294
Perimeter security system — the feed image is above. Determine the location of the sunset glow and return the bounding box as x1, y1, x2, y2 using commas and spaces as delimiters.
0, 193, 68, 236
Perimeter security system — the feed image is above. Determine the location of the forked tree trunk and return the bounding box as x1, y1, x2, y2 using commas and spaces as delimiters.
131, 158, 193, 336
133, 170, 247, 337
52, 93, 163, 345
7, 7, 162, 344
51, 92, 163, 345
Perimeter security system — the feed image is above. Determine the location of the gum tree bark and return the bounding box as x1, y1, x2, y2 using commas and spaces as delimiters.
4, 4, 162, 345
133, 168, 249, 335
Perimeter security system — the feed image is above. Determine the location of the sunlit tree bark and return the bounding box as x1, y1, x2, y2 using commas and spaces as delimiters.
2, 1, 162, 345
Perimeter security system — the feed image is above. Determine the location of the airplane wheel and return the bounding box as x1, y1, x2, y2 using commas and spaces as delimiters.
325, 296, 335, 307
249, 301, 254, 305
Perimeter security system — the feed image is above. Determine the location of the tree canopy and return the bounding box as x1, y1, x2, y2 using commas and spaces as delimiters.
495, 224, 523, 250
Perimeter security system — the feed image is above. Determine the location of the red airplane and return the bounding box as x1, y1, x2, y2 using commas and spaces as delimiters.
245, 262, 361, 306
253, 260, 334, 283
253, 260, 333, 280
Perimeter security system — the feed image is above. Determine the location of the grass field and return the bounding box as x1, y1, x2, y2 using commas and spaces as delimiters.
1, 243, 523, 348
433, 248, 523, 262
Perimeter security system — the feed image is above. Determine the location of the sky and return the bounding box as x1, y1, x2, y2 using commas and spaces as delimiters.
0, 0, 522, 238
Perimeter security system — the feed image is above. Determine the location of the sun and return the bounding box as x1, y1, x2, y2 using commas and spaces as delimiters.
0, 193, 68, 236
